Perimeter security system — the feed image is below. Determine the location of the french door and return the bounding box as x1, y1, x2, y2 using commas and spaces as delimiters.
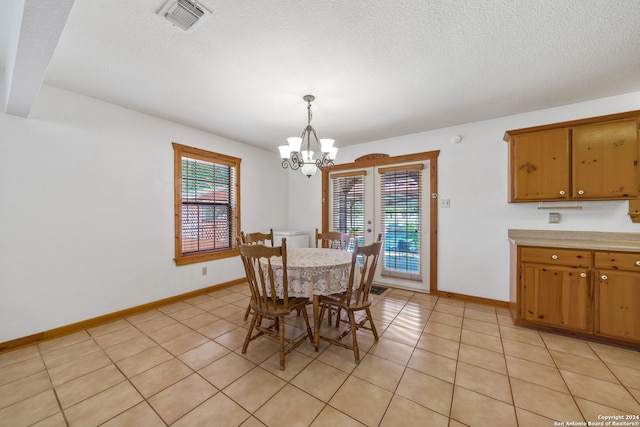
325, 155, 436, 292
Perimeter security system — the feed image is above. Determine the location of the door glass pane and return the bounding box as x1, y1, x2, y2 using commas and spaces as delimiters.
380, 169, 422, 281
331, 174, 365, 250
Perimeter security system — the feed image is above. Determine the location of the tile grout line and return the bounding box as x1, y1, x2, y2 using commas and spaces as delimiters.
3, 285, 639, 426
38, 342, 71, 427
499, 306, 519, 427
369, 293, 413, 426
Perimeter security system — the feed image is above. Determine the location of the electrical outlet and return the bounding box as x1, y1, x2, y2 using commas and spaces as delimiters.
440, 199, 451, 208
202, 267, 207, 276
549, 212, 561, 223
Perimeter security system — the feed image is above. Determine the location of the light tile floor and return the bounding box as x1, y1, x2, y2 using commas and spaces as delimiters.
1, 285, 639, 426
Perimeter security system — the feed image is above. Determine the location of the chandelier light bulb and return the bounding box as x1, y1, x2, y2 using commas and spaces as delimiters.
301, 163, 318, 177
287, 137, 302, 152
278, 145, 291, 159
319, 138, 334, 153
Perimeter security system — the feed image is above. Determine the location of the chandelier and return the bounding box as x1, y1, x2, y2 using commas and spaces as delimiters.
278, 95, 337, 178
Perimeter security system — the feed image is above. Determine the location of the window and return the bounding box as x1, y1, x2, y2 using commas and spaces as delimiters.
173, 143, 241, 265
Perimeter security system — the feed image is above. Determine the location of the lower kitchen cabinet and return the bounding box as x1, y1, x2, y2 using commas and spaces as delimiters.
520, 246, 592, 332
509, 230, 640, 348
522, 264, 591, 331
595, 251, 640, 343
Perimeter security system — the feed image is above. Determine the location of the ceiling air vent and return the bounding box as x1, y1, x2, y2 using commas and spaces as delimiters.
157, 0, 211, 31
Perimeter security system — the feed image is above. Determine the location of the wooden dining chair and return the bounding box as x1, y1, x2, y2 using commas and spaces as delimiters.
240, 228, 275, 320
323, 232, 383, 327
318, 239, 383, 363
315, 228, 351, 250
237, 238, 313, 370
314, 228, 350, 324
241, 229, 274, 246
240, 229, 275, 320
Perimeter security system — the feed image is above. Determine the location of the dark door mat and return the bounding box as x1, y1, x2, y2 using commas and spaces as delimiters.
370, 286, 388, 295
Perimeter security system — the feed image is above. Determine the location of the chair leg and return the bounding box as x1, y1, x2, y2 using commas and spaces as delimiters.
243, 303, 251, 321
242, 313, 258, 354
347, 311, 360, 363
319, 304, 339, 327
278, 315, 286, 370
300, 305, 313, 343
319, 304, 327, 325
365, 307, 379, 341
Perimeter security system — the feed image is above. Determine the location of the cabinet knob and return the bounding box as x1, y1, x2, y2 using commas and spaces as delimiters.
578, 190, 585, 195
636, 260, 640, 266
559, 190, 565, 195
601, 275, 608, 280
551, 254, 558, 260
580, 273, 587, 278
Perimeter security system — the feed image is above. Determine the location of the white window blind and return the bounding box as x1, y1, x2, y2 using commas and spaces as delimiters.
331, 171, 366, 249
379, 164, 423, 281
181, 157, 236, 253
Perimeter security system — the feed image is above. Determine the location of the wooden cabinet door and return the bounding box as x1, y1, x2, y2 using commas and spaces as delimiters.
572, 119, 639, 199
597, 270, 640, 342
510, 129, 570, 201
522, 264, 591, 331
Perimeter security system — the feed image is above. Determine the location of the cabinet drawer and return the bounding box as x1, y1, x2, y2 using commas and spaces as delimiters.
595, 251, 640, 272
521, 247, 592, 267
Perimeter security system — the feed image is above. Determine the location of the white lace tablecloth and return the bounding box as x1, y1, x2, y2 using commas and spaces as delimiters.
265, 248, 352, 299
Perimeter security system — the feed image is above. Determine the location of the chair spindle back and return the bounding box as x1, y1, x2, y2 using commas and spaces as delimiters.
315, 228, 351, 250
237, 237, 291, 312
345, 240, 383, 306
240, 229, 274, 246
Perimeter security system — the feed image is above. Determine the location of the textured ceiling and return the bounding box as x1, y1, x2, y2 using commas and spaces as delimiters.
9, 0, 640, 151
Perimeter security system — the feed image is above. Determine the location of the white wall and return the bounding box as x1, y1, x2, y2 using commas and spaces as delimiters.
289, 91, 640, 302
0, 85, 289, 343
2, 88, 639, 344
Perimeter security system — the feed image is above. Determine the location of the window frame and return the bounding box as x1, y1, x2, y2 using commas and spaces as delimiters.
173, 142, 241, 266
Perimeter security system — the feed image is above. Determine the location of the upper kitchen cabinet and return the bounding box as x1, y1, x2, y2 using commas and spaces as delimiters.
509, 128, 570, 201
504, 111, 640, 202
573, 119, 638, 199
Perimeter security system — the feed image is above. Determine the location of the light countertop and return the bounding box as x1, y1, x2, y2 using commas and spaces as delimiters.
508, 229, 640, 252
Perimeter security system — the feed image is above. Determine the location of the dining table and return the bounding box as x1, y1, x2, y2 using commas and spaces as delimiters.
265, 247, 353, 350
